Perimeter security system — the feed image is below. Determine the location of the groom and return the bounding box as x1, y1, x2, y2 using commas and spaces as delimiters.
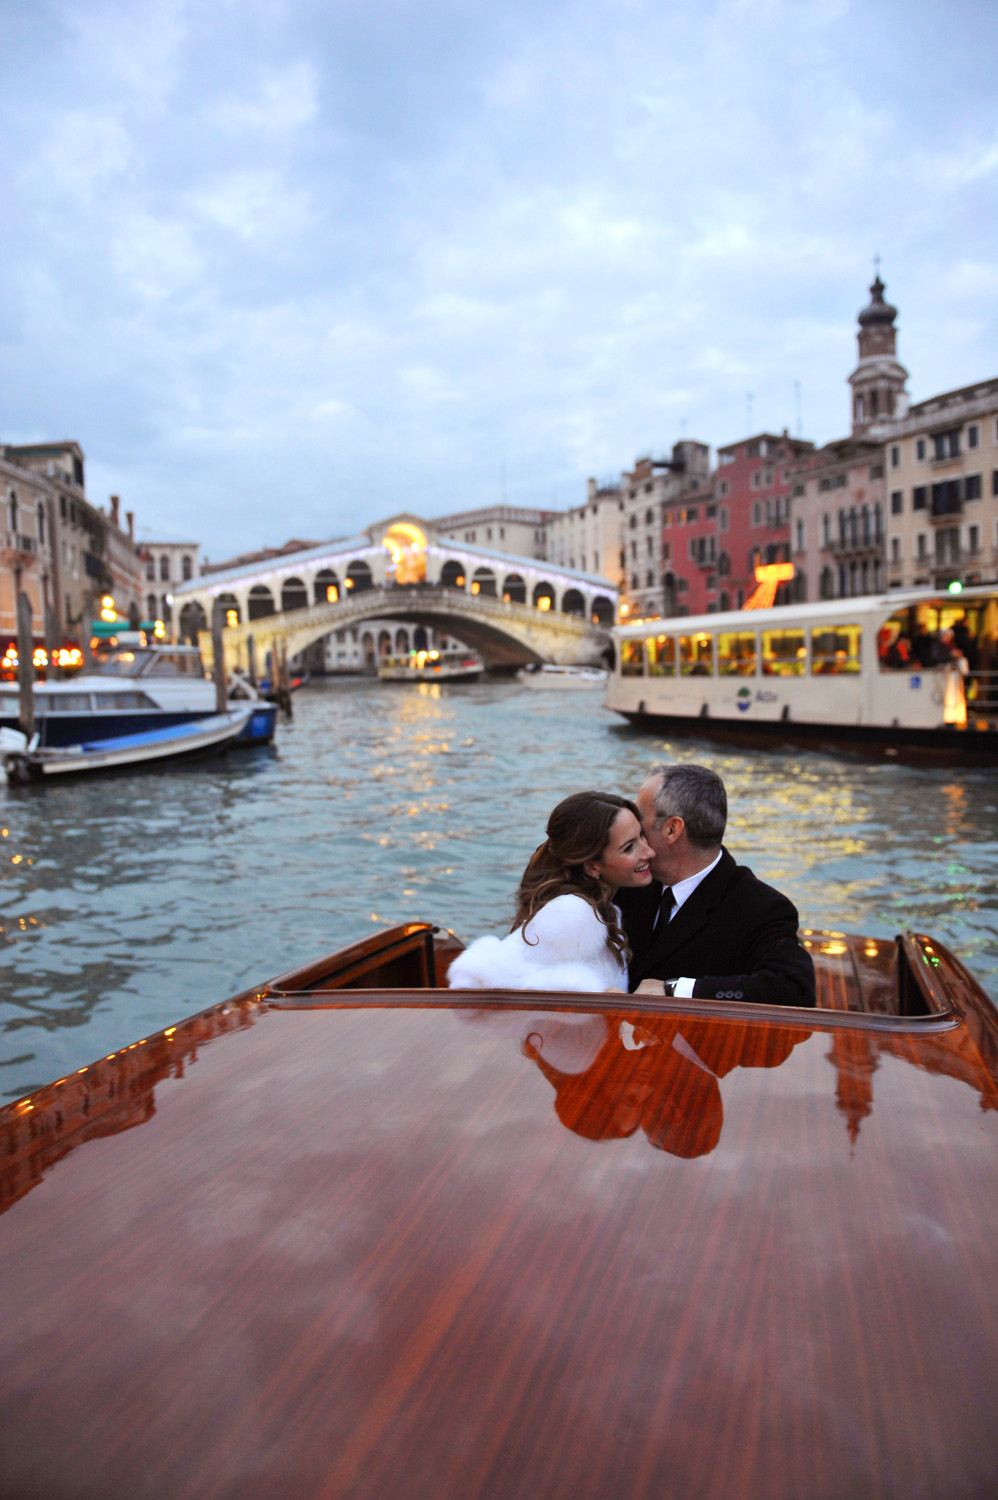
616, 763, 815, 1007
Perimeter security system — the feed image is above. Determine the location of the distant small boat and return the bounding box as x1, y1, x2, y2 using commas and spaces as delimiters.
517, 663, 608, 689
379, 650, 484, 683
1, 706, 255, 783
257, 672, 310, 699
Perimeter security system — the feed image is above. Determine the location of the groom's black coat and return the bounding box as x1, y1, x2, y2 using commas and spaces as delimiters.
617, 848, 815, 1007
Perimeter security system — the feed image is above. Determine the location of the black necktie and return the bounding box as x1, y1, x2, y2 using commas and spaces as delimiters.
653, 886, 675, 932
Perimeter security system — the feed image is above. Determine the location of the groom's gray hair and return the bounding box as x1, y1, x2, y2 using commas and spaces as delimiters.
643, 764, 727, 851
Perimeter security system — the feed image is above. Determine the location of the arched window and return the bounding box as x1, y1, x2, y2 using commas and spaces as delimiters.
377, 629, 392, 657
160, 555, 170, 581
182, 555, 193, 581
9, 491, 18, 532
532, 581, 555, 611
591, 595, 614, 625
471, 567, 496, 597
281, 577, 308, 612
717, 551, 730, 577
441, 559, 465, 589
502, 573, 526, 604
248, 585, 276, 620
394, 627, 409, 653
361, 632, 376, 669
561, 588, 585, 617
216, 592, 240, 626
314, 568, 339, 603
37, 504, 45, 546
146, 557, 155, 580
146, 594, 157, 619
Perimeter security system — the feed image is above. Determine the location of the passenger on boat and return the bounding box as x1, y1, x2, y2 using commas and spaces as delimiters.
617, 764, 816, 1007
446, 791, 654, 992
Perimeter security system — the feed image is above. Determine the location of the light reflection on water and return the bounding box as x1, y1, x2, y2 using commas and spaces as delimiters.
2, 676, 996, 1099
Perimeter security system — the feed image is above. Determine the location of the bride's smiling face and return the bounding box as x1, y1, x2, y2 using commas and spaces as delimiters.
585, 809, 654, 892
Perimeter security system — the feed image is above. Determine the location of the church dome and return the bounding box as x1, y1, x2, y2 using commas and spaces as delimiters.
858, 275, 898, 328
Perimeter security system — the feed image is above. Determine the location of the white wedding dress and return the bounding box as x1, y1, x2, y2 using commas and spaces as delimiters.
446, 893, 627, 993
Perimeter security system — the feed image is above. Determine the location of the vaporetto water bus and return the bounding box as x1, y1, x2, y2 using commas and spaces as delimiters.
606, 585, 998, 760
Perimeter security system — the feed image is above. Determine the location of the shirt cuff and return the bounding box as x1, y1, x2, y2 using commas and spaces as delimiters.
672, 977, 696, 998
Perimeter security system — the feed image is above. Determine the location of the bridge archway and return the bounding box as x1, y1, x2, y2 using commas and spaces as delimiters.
503, 573, 526, 604
591, 595, 614, 626
314, 568, 339, 604
533, 581, 555, 611
472, 567, 496, 598
282, 577, 308, 612
441, 560, 465, 589
561, 588, 585, 617
382, 521, 427, 585
249, 585, 276, 620
218, 592, 241, 626
179, 601, 207, 642
347, 560, 373, 593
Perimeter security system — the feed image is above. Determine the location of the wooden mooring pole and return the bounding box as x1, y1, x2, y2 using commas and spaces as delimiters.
211, 600, 228, 714
17, 592, 35, 741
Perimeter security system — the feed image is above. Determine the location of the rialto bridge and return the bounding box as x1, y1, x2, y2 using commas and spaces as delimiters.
169, 514, 617, 670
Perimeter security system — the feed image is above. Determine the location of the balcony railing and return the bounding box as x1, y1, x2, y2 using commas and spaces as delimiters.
0, 531, 38, 555
825, 534, 883, 556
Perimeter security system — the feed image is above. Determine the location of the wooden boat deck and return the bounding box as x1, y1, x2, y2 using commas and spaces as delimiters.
2, 926, 997, 1499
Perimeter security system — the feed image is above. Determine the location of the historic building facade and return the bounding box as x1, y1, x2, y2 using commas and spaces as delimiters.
881, 379, 998, 592
430, 504, 554, 560
140, 539, 202, 627
1, 441, 143, 660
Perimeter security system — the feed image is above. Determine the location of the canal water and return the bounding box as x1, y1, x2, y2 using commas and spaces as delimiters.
2, 676, 997, 1101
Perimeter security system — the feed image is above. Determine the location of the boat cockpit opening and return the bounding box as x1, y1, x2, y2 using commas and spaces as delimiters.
259, 923, 956, 1028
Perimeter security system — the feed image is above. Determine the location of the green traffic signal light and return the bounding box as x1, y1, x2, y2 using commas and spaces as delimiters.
947, 580, 963, 594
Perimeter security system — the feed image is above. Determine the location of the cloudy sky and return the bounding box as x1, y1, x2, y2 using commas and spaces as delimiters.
2, 0, 996, 559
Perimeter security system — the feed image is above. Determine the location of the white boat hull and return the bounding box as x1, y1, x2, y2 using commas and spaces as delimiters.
2, 707, 254, 782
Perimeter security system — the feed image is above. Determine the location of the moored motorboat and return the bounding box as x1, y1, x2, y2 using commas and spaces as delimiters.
0, 704, 255, 782
517, 662, 608, 689
378, 648, 485, 682
2, 920, 997, 1498
0, 638, 277, 750
607, 583, 998, 759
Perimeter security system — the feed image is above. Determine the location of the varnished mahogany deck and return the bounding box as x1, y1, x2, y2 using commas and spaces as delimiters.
2, 929, 998, 1499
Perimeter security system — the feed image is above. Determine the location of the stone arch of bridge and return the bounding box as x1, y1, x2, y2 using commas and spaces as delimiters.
210, 586, 613, 672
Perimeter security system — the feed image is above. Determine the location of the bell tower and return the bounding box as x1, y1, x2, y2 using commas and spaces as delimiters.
847, 267, 909, 435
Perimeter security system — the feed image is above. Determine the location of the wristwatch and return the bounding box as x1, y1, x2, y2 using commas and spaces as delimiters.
662, 979, 679, 997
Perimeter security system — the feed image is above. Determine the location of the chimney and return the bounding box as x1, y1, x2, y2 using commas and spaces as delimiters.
110, 494, 121, 526
126, 510, 134, 539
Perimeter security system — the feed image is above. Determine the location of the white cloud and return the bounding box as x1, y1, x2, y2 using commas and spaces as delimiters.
211, 61, 321, 135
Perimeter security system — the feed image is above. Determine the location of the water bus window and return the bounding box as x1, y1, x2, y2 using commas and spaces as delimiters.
679, 633, 714, 676
717, 631, 757, 676
620, 639, 645, 676
762, 629, 806, 676
811, 626, 861, 674
33, 693, 95, 713
645, 634, 676, 676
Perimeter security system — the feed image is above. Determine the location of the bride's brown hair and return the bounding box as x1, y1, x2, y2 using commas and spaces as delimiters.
511, 790, 639, 966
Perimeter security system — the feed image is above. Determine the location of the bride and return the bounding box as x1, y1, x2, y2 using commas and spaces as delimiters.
447, 790, 654, 992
